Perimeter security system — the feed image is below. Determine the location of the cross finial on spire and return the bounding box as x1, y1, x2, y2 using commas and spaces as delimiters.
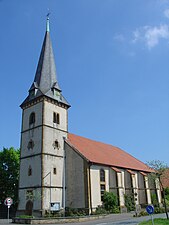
46, 11, 50, 32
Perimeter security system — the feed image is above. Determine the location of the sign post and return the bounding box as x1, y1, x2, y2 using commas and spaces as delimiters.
4, 197, 13, 223
146, 205, 154, 225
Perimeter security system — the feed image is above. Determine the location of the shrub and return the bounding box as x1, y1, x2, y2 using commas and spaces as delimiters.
94, 206, 108, 215
110, 206, 120, 214
164, 187, 169, 195
151, 193, 158, 207
154, 207, 166, 214
102, 191, 118, 212
124, 194, 135, 212
65, 207, 87, 217
138, 210, 148, 217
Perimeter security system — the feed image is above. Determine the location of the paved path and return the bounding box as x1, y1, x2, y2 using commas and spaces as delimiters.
68, 213, 166, 225
0, 213, 166, 225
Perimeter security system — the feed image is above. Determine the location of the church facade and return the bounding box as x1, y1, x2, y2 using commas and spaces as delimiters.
17, 18, 162, 216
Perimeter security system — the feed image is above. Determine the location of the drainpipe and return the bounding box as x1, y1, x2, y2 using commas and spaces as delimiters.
63, 137, 66, 216
88, 163, 93, 214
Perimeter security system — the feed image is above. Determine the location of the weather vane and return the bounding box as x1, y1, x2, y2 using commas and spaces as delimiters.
46, 9, 51, 19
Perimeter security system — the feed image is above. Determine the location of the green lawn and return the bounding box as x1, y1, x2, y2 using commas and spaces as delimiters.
139, 218, 169, 225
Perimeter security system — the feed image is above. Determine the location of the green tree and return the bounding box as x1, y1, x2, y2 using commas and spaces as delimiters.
0, 147, 20, 206
147, 160, 169, 220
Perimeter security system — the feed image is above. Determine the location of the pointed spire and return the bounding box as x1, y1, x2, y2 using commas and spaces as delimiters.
29, 14, 62, 95
21, 17, 70, 108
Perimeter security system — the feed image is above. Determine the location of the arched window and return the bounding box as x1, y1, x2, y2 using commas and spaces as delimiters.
28, 166, 32, 176
53, 112, 60, 124
100, 169, 105, 182
100, 169, 106, 201
29, 112, 35, 125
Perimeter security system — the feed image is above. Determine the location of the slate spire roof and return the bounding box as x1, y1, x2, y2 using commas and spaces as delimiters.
21, 17, 70, 108
31, 17, 60, 94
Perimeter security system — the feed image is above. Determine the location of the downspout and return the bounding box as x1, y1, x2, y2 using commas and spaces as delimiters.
63, 137, 66, 216
41, 99, 45, 216
88, 163, 92, 214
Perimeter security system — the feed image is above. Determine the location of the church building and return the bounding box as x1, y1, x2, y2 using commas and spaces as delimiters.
17, 18, 162, 216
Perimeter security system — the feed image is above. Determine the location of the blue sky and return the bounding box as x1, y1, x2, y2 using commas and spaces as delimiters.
0, 0, 169, 165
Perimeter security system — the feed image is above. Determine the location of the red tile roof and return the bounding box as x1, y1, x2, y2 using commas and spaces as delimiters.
67, 133, 153, 173
161, 168, 169, 188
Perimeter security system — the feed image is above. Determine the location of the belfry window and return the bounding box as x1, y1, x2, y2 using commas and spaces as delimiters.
53, 112, 60, 124
29, 112, 35, 125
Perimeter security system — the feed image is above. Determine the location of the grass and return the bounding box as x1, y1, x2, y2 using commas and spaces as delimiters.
18, 215, 34, 219
139, 218, 169, 225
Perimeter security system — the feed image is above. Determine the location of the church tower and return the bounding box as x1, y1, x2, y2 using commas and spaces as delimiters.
18, 17, 70, 216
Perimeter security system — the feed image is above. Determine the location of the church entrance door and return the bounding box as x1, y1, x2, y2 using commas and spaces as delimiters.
25, 200, 33, 216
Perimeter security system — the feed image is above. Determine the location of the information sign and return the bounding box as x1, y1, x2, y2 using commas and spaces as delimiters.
50, 202, 60, 211
146, 205, 154, 214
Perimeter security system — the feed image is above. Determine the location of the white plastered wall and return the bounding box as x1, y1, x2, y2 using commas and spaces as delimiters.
145, 176, 151, 204
21, 102, 43, 158
18, 188, 42, 210
90, 165, 109, 209
18, 102, 43, 211
131, 172, 139, 205
41, 100, 68, 210
117, 171, 125, 207
18, 99, 68, 213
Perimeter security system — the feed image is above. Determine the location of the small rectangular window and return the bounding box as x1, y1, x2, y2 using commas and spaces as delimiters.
56, 113, 60, 124
100, 184, 106, 201
28, 166, 32, 176
53, 168, 57, 175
